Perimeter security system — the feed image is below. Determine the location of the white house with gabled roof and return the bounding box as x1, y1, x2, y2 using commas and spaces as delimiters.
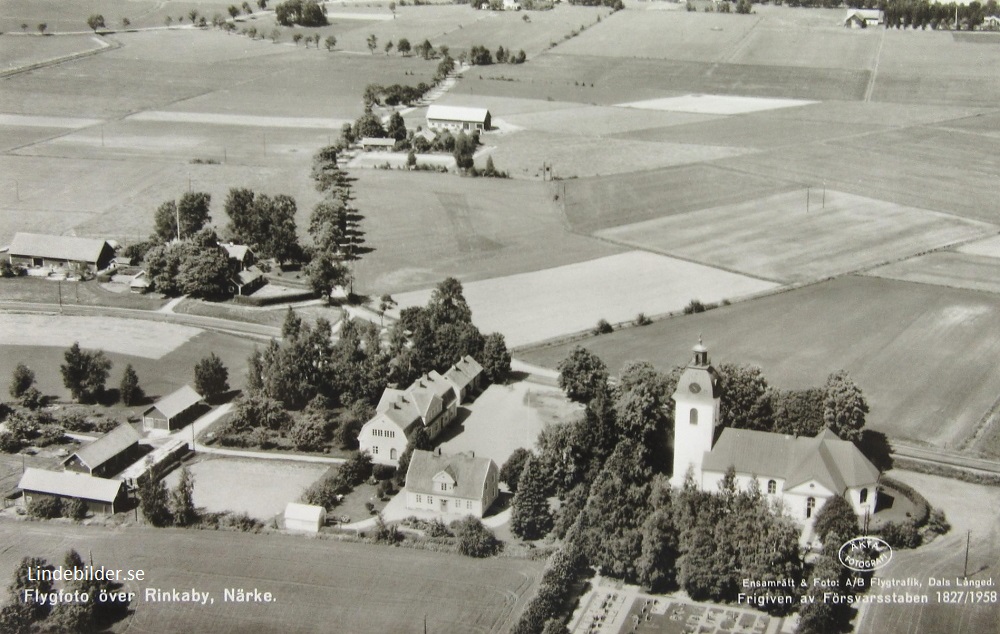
404, 449, 499, 518
427, 105, 491, 133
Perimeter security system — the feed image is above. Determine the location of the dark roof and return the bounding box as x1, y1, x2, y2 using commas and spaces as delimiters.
445, 356, 483, 390
404, 450, 495, 499
143, 385, 203, 420
63, 424, 140, 471
18, 468, 124, 503
9, 233, 111, 264
702, 428, 880, 494
233, 266, 264, 286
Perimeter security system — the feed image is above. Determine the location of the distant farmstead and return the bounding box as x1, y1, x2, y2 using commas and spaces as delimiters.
360, 137, 397, 151
142, 385, 205, 433
426, 105, 491, 133
8, 232, 114, 273
404, 449, 499, 518
844, 8, 883, 27
62, 424, 142, 479
18, 468, 127, 515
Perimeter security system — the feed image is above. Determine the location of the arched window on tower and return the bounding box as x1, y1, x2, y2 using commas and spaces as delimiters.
860, 488, 868, 504
767, 480, 777, 494
390, 448, 397, 460
806, 497, 816, 519
689, 408, 698, 425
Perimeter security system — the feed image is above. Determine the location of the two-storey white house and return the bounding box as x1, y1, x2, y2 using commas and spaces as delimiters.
404, 449, 499, 518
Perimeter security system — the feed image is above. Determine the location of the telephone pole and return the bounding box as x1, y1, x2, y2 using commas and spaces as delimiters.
963, 530, 971, 578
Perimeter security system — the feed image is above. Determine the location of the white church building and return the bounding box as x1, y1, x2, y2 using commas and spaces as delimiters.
670, 340, 880, 531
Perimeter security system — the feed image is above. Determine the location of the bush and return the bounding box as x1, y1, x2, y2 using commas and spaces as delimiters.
453, 517, 501, 557
926, 508, 950, 536
634, 312, 652, 326
59, 412, 93, 432
879, 519, 921, 549
593, 319, 613, 335
683, 299, 706, 314
221, 512, 264, 532
373, 514, 401, 544
34, 425, 65, 447
20, 387, 45, 410
64, 497, 88, 521
29, 496, 63, 519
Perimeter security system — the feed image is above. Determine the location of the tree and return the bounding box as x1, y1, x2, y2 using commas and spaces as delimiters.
500, 448, 532, 492
384, 40, 394, 55
823, 370, 868, 442
557, 346, 608, 403
290, 415, 328, 451
325, 35, 337, 50
228, 5, 240, 18
717, 363, 773, 431
194, 353, 230, 402
394, 427, 431, 486
510, 457, 553, 540
454, 517, 501, 557
29, 496, 63, 519
9, 364, 35, 399
153, 192, 212, 241
87, 14, 106, 31
60, 343, 112, 403
144, 243, 183, 296
37, 23, 47, 35
293, 32, 303, 45
386, 112, 407, 142
119, 364, 143, 406
812, 494, 859, 545
8, 556, 54, 623
637, 477, 679, 592
137, 474, 171, 526
481, 332, 511, 383
189, 9, 200, 22
121, 17, 131, 28
397, 37, 411, 55
170, 467, 197, 526
164, 16, 173, 27
367, 33, 378, 54
354, 112, 386, 138
770, 387, 825, 436
306, 250, 351, 298
64, 497, 88, 521
176, 242, 231, 298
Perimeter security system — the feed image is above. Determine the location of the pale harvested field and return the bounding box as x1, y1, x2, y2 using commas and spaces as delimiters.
858, 470, 1000, 634
498, 104, 720, 137
0, 34, 106, 70
957, 234, 1000, 258
0, 314, 200, 359
731, 24, 878, 70
127, 111, 350, 129
162, 456, 328, 520
520, 276, 1000, 448
439, 382, 583, 467
596, 190, 996, 283
0, 113, 101, 128
866, 252, 1000, 294
349, 170, 622, 293
0, 0, 248, 31
487, 130, 749, 179
0, 521, 542, 634
389, 251, 778, 347
0, 125, 72, 153
617, 94, 816, 116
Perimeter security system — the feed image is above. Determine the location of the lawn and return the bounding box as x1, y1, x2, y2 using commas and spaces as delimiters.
518, 275, 1000, 450
595, 189, 996, 284
858, 470, 1000, 634
0, 277, 167, 310
0, 314, 200, 359
389, 250, 778, 347
0, 521, 543, 634
173, 299, 342, 329
162, 456, 328, 521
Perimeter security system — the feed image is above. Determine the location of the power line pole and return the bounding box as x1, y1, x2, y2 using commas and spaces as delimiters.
964, 530, 971, 578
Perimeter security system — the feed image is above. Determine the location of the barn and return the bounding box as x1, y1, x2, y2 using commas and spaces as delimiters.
143, 385, 204, 433
62, 424, 142, 478
8, 232, 114, 274
18, 468, 128, 515
426, 105, 491, 133
284, 502, 326, 533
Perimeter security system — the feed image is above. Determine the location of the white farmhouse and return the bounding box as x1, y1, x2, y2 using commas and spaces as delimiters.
404, 449, 499, 518
670, 340, 880, 536
426, 105, 492, 133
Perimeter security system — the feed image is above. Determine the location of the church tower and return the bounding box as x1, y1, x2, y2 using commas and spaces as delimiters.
670, 338, 721, 488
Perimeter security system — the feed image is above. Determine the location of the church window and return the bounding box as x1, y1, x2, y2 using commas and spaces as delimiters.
860, 488, 868, 504
767, 480, 776, 494
390, 448, 397, 460
806, 497, 816, 519
689, 408, 698, 425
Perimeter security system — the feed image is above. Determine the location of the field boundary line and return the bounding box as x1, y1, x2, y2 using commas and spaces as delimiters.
0, 35, 121, 79
721, 15, 764, 64
863, 27, 886, 102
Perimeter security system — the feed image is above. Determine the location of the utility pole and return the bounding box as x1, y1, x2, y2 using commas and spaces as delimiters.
963, 530, 971, 578
57, 279, 62, 313
176, 197, 181, 241
806, 187, 810, 213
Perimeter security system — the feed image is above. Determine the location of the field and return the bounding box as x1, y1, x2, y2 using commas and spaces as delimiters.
0, 520, 543, 634
867, 251, 1000, 294
162, 456, 328, 520
0, 33, 108, 71
390, 250, 778, 347
596, 190, 996, 284
858, 469, 1000, 634
519, 275, 1000, 451
0, 314, 200, 358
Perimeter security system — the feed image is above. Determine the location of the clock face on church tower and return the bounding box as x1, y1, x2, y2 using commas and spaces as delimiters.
689, 383, 701, 394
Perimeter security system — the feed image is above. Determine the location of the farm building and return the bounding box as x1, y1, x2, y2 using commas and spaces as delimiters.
844, 8, 883, 27
7, 232, 114, 274
229, 266, 266, 296
18, 468, 128, 515
360, 137, 396, 152
444, 355, 485, 404
142, 385, 204, 433
284, 502, 326, 533
62, 424, 142, 478
129, 271, 151, 294
358, 370, 459, 466
222, 243, 256, 270
670, 341, 880, 539
426, 105, 491, 133
404, 449, 499, 518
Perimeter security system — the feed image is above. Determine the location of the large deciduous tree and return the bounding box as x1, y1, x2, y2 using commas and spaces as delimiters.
60, 343, 112, 403
9, 364, 35, 399
812, 494, 859, 545
557, 346, 608, 404
823, 370, 868, 442
153, 192, 211, 242
717, 363, 773, 431
510, 457, 553, 540
194, 353, 230, 402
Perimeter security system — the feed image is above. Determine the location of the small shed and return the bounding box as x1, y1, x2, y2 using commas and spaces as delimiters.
284, 502, 326, 533
62, 424, 142, 478
18, 468, 127, 515
143, 385, 204, 433
129, 271, 151, 294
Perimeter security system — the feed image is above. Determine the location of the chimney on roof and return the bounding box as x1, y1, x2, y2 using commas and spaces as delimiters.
434, 447, 442, 456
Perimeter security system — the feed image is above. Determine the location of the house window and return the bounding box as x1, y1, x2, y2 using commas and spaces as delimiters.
860, 488, 868, 504
806, 497, 816, 519
415, 495, 421, 503
428, 496, 433, 504
767, 480, 777, 495
690, 408, 698, 425
467, 500, 472, 509
372, 446, 379, 455
390, 448, 397, 460
440, 483, 448, 492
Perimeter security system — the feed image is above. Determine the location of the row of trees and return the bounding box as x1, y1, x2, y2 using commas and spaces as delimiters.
877, 0, 992, 30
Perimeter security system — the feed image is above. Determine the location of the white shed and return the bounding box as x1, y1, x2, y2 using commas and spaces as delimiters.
284, 502, 326, 533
